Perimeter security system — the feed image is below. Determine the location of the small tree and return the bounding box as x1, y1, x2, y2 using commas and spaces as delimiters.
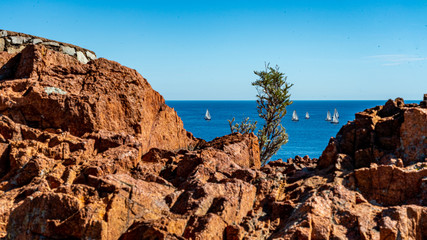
229, 64, 293, 165
254, 64, 293, 164
228, 117, 257, 134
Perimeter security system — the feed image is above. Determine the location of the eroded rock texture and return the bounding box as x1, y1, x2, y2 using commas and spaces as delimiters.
0, 34, 426, 240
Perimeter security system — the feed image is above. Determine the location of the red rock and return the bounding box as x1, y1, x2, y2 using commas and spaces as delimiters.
0, 44, 196, 154
318, 137, 338, 169
354, 164, 427, 206
400, 108, 427, 162
183, 213, 227, 239
198, 132, 261, 169
379, 206, 425, 240
225, 225, 244, 240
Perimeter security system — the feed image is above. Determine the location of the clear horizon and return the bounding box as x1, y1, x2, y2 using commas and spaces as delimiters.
1, 0, 426, 100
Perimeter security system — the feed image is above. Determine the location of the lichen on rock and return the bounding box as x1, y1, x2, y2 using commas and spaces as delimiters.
44, 86, 67, 95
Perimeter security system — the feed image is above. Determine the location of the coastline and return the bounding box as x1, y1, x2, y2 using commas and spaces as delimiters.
167, 100, 419, 160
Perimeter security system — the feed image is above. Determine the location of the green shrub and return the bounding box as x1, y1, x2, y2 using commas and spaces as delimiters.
229, 64, 293, 165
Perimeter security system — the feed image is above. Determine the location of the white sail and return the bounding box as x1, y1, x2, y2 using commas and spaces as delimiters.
204, 109, 211, 120
334, 108, 339, 119
292, 110, 299, 121
305, 112, 310, 119
325, 111, 332, 121
331, 111, 339, 124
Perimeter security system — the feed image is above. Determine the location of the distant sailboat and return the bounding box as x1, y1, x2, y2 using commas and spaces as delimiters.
204, 109, 211, 120
334, 108, 339, 119
305, 112, 310, 119
292, 110, 299, 121
325, 111, 332, 121
331, 110, 339, 124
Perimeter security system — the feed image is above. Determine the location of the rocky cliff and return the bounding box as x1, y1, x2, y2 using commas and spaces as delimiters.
0, 32, 426, 240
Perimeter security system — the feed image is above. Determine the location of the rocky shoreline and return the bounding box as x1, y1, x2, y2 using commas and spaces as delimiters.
0, 32, 426, 239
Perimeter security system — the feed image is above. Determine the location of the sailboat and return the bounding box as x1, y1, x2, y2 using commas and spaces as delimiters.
292, 110, 299, 121
204, 109, 211, 120
305, 112, 310, 119
331, 110, 339, 124
334, 108, 339, 119
325, 111, 332, 121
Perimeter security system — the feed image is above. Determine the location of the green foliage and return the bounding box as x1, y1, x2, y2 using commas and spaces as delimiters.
228, 117, 257, 134
253, 64, 293, 164
415, 163, 426, 170
228, 64, 293, 165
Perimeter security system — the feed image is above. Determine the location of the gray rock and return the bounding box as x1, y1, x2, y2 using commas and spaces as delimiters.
45, 86, 67, 95
61, 46, 76, 56
0, 38, 4, 51
76, 51, 88, 64
11, 36, 27, 45
0, 30, 7, 37
86, 51, 96, 60
32, 39, 43, 44
7, 45, 25, 54
42, 41, 60, 47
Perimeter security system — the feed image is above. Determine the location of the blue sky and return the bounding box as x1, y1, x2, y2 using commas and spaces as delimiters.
1, 0, 426, 100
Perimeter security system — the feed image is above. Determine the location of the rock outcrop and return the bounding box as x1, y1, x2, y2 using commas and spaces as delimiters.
318, 98, 426, 169
0, 30, 95, 63
0, 31, 426, 240
0, 44, 195, 153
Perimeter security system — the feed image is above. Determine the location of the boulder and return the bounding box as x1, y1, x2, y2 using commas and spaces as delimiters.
0, 44, 195, 154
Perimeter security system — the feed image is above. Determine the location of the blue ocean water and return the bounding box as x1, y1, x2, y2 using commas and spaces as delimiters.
166, 100, 418, 161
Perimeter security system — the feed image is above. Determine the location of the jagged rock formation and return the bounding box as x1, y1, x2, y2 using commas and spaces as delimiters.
0, 32, 426, 239
318, 97, 426, 170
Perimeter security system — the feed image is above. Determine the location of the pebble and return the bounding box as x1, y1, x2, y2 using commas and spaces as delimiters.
86, 51, 96, 60
76, 51, 89, 64
32, 39, 43, 44
42, 41, 60, 47
11, 36, 27, 45
61, 46, 76, 56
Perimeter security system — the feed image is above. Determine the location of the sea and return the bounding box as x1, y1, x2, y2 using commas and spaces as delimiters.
166, 100, 418, 161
